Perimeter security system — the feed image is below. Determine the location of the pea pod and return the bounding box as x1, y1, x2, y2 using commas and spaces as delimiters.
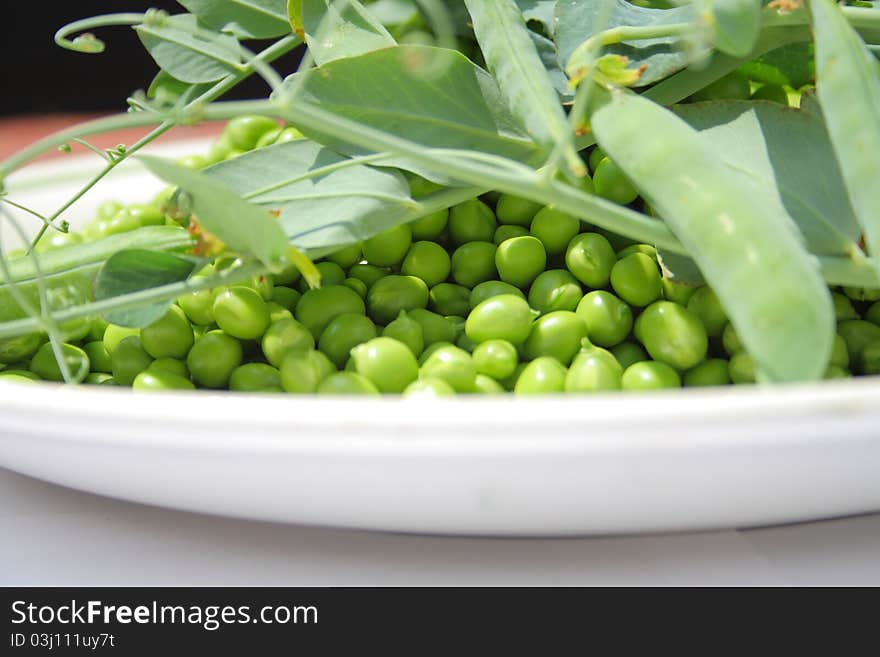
591, 88, 833, 382
463, 0, 584, 176
705, 0, 761, 58
808, 0, 880, 270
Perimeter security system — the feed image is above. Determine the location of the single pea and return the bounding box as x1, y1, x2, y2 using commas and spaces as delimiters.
261, 318, 315, 368
133, 369, 195, 391
409, 208, 449, 241
351, 337, 419, 393
419, 341, 456, 366
494, 224, 530, 244
687, 287, 728, 338
451, 241, 498, 288
751, 84, 789, 105
722, 322, 743, 356
448, 199, 497, 244
367, 275, 429, 325
274, 126, 304, 144
407, 174, 443, 198
326, 243, 362, 269
472, 339, 518, 380
593, 157, 639, 206
527, 270, 582, 315
662, 278, 699, 306
30, 342, 90, 383
565, 345, 623, 392
866, 301, 880, 326
684, 359, 731, 387
838, 320, 880, 367
402, 241, 452, 287
84, 372, 114, 385
403, 377, 456, 398
466, 294, 537, 345
830, 334, 850, 369
407, 308, 457, 347
126, 203, 165, 227
523, 311, 589, 366
691, 71, 751, 101
274, 262, 302, 287
575, 290, 633, 347
610, 253, 662, 307
473, 374, 505, 394
267, 302, 293, 324
178, 286, 216, 326
295, 285, 366, 339
83, 341, 112, 373
102, 208, 142, 236
342, 277, 368, 299
229, 363, 282, 392
635, 301, 708, 371
348, 264, 390, 290
111, 336, 153, 386
621, 361, 681, 391
0, 333, 44, 365
565, 233, 617, 288
140, 305, 194, 359
279, 350, 323, 394
33, 229, 83, 253
860, 341, 880, 375
469, 280, 525, 309
254, 126, 283, 149
87, 317, 110, 343
429, 283, 471, 317
362, 224, 412, 267
186, 331, 243, 389
317, 372, 380, 395
530, 207, 580, 255
147, 357, 189, 379
729, 352, 756, 384
617, 244, 657, 261
319, 313, 378, 368
495, 236, 546, 289
1, 368, 40, 381
96, 199, 124, 221
382, 311, 425, 357
843, 286, 880, 303
212, 286, 271, 341
825, 365, 851, 380
420, 344, 477, 392
588, 146, 606, 173
103, 324, 141, 356
611, 342, 648, 370
514, 357, 567, 394
495, 194, 543, 226
832, 292, 860, 321
300, 262, 345, 291
0, 373, 37, 384
224, 115, 279, 151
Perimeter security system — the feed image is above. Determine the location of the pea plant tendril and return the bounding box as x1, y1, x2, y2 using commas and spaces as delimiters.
1, 0, 879, 391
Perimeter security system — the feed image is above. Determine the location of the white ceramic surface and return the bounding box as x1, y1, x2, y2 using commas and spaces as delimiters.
1, 143, 879, 536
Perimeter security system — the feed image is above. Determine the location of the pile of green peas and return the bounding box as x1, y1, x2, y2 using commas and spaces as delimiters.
2, 116, 879, 395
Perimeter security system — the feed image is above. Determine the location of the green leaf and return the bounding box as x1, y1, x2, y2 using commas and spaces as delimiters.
135, 14, 242, 84
673, 100, 862, 257
464, 0, 583, 175
177, 0, 291, 39
202, 140, 419, 255
94, 249, 200, 327
706, 0, 761, 58
279, 45, 540, 181
138, 155, 288, 266
555, 0, 695, 87
298, 0, 396, 65
529, 29, 574, 101
516, 0, 559, 34
592, 88, 834, 382
809, 0, 880, 267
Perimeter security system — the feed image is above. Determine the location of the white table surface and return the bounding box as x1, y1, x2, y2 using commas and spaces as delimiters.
2, 466, 879, 586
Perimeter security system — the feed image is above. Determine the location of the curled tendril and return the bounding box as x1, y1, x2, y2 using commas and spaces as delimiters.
54, 12, 150, 54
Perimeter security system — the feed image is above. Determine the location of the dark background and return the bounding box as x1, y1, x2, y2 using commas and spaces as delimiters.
3, 1, 302, 116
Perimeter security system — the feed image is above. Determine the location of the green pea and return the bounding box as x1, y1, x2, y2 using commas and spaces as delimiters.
102, 208, 142, 236
565, 345, 623, 392
266, 302, 293, 324
844, 286, 880, 303
448, 199, 497, 244
87, 317, 110, 343
472, 339, 518, 380
84, 372, 114, 385
103, 324, 141, 356
147, 357, 189, 379
274, 126, 304, 144
362, 224, 412, 267
273, 262, 302, 287
178, 286, 216, 326
401, 241, 451, 287
565, 232, 617, 288
469, 280, 525, 310
750, 84, 789, 105
662, 278, 699, 306
838, 320, 880, 367
635, 301, 708, 371
429, 283, 471, 317
31, 342, 90, 383
530, 207, 580, 255
407, 308, 457, 347
687, 287, 727, 338
473, 374, 505, 394
342, 277, 368, 299
261, 318, 315, 368
348, 264, 390, 290
407, 174, 443, 198
326, 243, 362, 269
515, 357, 567, 394
691, 71, 751, 101
367, 275, 429, 325
575, 290, 633, 347
418, 341, 456, 366
495, 236, 546, 289
296, 285, 366, 339
140, 305, 194, 359
588, 146, 606, 173
111, 336, 153, 386
495, 194, 542, 226
319, 313, 378, 368
722, 322, 743, 356
351, 337, 419, 393
403, 377, 456, 398
300, 262, 345, 291
133, 369, 195, 391
466, 294, 537, 345
451, 241, 498, 288
420, 344, 477, 393
833, 292, 860, 321
33, 229, 84, 253
621, 361, 681, 391
317, 372, 380, 395
255, 126, 283, 149
229, 363, 282, 392
684, 359, 731, 387
187, 331, 243, 388
0, 332, 44, 365
593, 157, 639, 205
279, 350, 323, 394
867, 301, 880, 326
494, 224, 529, 244
212, 286, 271, 341
127, 203, 165, 227
382, 311, 425, 357
860, 341, 880, 375
224, 115, 279, 151
830, 334, 849, 369
610, 253, 662, 307
729, 352, 756, 384
83, 341, 112, 373
611, 342, 648, 370
409, 208, 449, 241
527, 270, 582, 315
523, 311, 588, 366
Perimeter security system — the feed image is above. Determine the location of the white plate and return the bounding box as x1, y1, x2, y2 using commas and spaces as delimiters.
1, 142, 880, 536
